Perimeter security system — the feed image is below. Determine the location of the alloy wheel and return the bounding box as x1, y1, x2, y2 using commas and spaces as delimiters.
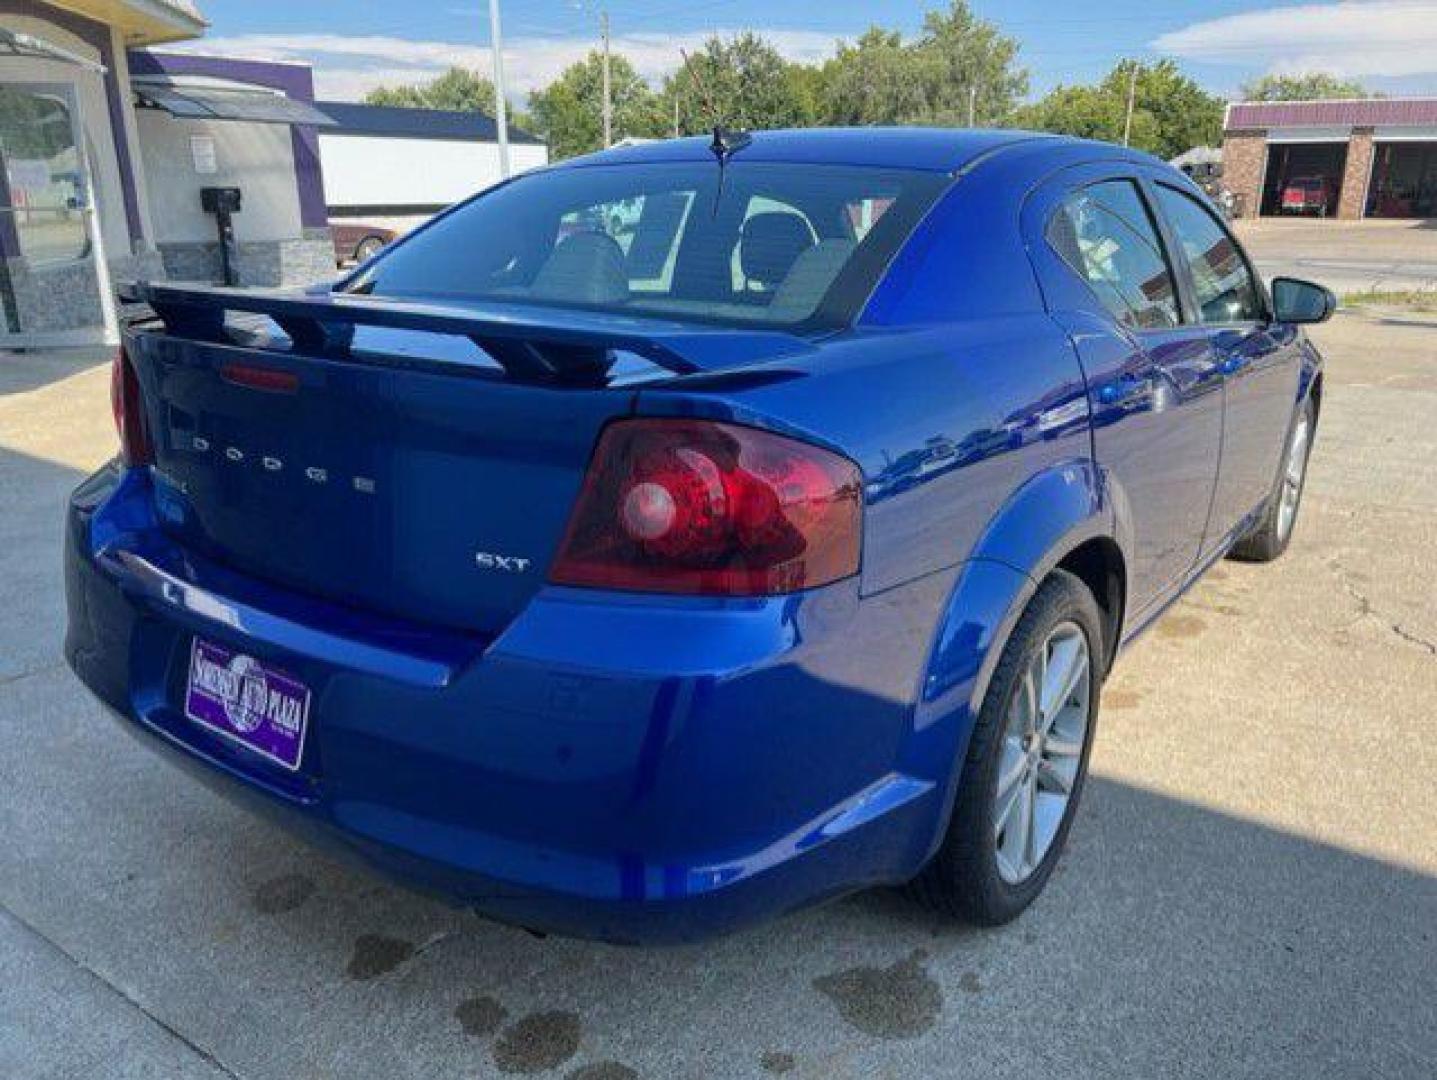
993, 621, 1092, 885
1277, 410, 1311, 542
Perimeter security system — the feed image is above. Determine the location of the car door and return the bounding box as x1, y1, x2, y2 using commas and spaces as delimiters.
1147, 181, 1303, 550
1026, 171, 1225, 617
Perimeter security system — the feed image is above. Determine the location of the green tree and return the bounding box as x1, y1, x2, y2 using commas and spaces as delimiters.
917, 0, 1029, 125
365, 67, 498, 112
665, 32, 809, 134
782, 59, 828, 128
1240, 73, 1371, 101
821, 28, 937, 125
1012, 82, 1161, 152
1113, 59, 1222, 158
1012, 60, 1222, 159
528, 52, 665, 160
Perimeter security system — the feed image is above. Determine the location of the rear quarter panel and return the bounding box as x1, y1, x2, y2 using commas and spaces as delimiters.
634, 315, 1093, 597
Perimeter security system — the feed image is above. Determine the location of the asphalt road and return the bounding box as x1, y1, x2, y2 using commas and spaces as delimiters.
2, 301, 1434, 1078
1234, 217, 1437, 294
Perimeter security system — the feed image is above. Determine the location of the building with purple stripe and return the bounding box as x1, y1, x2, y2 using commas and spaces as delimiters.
1222, 97, 1437, 222
1, 1, 334, 346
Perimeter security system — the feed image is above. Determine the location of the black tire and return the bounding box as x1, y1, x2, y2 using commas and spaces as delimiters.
354, 236, 386, 263
1228, 394, 1316, 563
911, 569, 1104, 925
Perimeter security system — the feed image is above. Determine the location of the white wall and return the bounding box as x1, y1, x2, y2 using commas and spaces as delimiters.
2, 14, 133, 260
135, 110, 301, 244
318, 133, 547, 211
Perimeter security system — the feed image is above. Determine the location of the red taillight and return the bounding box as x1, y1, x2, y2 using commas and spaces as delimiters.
110, 347, 153, 466
551, 419, 862, 596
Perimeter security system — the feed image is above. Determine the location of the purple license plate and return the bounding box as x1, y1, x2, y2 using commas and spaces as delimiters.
184, 638, 311, 771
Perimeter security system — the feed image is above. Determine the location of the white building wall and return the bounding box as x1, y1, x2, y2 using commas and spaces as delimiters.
318, 133, 548, 213
135, 110, 302, 244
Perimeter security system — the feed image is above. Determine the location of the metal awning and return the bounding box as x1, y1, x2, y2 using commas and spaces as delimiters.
133, 82, 336, 126
0, 28, 107, 73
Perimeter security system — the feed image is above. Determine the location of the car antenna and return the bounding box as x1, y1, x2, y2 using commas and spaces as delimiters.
708, 126, 751, 217
678, 48, 750, 217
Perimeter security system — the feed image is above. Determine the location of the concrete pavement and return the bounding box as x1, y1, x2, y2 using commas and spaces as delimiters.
1, 306, 1434, 1078
1235, 218, 1437, 295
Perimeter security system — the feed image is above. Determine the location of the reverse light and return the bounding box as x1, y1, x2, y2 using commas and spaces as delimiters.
551, 418, 862, 596
110, 347, 154, 466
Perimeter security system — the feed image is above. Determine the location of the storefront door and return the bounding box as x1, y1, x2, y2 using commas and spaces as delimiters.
0, 82, 117, 348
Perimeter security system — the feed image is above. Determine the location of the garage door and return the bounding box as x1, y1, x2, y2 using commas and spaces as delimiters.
1367, 142, 1437, 218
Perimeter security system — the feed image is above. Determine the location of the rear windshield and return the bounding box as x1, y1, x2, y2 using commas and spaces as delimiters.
347, 161, 949, 331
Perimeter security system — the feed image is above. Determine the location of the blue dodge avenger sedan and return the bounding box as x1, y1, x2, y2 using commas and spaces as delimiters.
66, 128, 1330, 943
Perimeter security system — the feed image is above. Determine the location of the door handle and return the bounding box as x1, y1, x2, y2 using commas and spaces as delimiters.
1097, 372, 1151, 407
1220, 353, 1250, 377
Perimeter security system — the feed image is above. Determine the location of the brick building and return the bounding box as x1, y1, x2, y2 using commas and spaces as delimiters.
1221, 98, 1437, 220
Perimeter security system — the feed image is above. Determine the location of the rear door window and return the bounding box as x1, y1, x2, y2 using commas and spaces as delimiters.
1047, 180, 1180, 331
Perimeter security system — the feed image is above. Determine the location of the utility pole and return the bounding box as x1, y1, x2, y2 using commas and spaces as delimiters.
601, 8, 613, 148
488, 0, 511, 177
1121, 60, 1138, 148
968, 83, 977, 127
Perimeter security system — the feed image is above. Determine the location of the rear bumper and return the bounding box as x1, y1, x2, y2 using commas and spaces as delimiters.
64, 466, 969, 943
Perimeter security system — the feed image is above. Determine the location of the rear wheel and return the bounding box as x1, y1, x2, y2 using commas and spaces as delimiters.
1229, 394, 1315, 563
912, 570, 1103, 925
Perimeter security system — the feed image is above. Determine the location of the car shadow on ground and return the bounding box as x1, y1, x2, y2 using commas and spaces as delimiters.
33, 753, 1427, 1080
0, 346, 111, 397
0, 446, 94, 683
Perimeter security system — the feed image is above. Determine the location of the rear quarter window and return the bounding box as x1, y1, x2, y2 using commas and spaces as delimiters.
1046, 179, 1180, 331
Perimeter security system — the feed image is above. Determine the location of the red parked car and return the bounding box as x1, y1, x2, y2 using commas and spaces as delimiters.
1280, 176, 1334, 216
330, 222, 397, 266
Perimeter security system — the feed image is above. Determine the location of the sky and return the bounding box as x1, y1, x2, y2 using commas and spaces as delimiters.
173, 0, 1437, 104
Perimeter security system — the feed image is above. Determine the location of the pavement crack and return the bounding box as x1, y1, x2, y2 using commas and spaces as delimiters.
0, 660, 66, 688
1, 903, 245, 1079
413, 927, 462, 959
1333, 563, 1435, 659
1390, 622, 1437, 656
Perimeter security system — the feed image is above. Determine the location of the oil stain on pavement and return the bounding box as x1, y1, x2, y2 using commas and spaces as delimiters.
813, 949, 943, 1039
565, 1063, 638, 1080
492, 1010, 582, 1073
760, 1049, 797, 1073
1104, 687, 1143, 710
1155, 613, 1206, 640
455, 994, 508, 1038
251, 873, 315, 915
345, 934, 415, 980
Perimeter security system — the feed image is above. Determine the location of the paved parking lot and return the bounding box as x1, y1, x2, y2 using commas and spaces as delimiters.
2, 300, 1434, 1078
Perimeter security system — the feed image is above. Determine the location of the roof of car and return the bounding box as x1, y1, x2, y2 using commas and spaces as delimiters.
555, 127, 1153, 174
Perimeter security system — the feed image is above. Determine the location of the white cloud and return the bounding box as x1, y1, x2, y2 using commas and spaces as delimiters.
168, 29, 841, 103
1152, 0, 1437, 78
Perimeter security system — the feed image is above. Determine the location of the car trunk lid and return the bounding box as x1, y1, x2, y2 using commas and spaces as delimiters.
125, 284, 813, 634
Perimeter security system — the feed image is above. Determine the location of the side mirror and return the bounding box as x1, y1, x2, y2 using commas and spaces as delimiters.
1271, 277, 1336, 324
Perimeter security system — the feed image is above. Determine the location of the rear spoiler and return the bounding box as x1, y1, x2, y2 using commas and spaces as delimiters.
133, 283, 813, 385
